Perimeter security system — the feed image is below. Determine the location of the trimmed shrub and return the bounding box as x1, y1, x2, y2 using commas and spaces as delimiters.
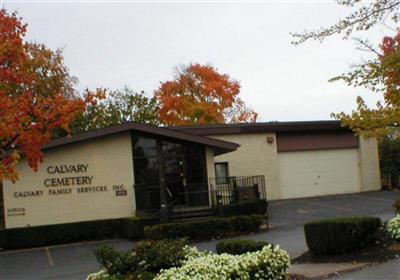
220, 199, 268, 217
144, 218, 232, 240
394, 199, 400, 214
134, 239, 188, 273
216, 239, 270, 255
94, 245, 138, 276
90, 239, 188, 280
228, 214, 263, 232
304, 216, 381, 256
133, 272, 156, 280
120, 217, 159, 240
154, 245, 290, 280
144, 215, 264, 240
386, 214, 400, 241
0, 217, 159, 250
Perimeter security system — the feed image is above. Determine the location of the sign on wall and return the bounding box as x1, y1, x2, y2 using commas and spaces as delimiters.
9, 164, 129, 200
5, 162, 130, 227
3, 133, 135, 229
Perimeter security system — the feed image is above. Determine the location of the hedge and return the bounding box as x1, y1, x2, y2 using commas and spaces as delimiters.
144, 214, 264, 240
119, 217, 158, 240
0, 217, 158, 250
0, 214, 265, 250
394, 199, 400, 214
304, 216, 381, 256
216, 239, 270, 255
220, 199, 268, 217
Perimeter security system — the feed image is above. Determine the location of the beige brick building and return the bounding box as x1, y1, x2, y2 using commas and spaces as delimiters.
2, 121, 381, 229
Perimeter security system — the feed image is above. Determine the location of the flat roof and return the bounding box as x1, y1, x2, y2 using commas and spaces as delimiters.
170, 120, 350, 135
43, 122, 239, 156
43, 121, 350, 155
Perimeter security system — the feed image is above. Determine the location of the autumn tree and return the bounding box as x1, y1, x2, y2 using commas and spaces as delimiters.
155, 63, 257, 126
331, 33, 400, 138
0, 10, 100, 182
292, 1, 400, 139
71, 87, 160, 133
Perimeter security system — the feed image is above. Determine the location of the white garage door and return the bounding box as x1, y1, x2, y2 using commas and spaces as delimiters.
278, 149, 360, 199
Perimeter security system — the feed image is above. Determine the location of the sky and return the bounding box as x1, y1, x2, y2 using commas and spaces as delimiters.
3, 0, 395, 122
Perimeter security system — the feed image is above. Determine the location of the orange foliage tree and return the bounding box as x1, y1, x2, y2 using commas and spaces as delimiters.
0, 10, 101, 182
155, 63, 257, 126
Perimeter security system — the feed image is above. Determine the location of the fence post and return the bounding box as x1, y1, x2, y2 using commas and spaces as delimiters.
232, 177, 239, 203
253, 183, 260, 199
216, 194, 223, 216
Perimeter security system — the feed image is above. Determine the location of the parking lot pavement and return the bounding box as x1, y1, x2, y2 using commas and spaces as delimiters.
1, 190, 399, 280
268, 190, 400, 228
0, 239, 135, 280
332, 258, 400, 280
195, 224, 308, 259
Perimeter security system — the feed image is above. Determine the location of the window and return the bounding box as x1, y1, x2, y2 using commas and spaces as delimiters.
215, 162, 229, 184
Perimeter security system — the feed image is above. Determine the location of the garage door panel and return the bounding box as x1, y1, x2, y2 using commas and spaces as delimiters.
278, 149, 360, 199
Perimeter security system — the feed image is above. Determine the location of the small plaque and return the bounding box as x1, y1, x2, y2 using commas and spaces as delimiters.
116, 190, 127, 196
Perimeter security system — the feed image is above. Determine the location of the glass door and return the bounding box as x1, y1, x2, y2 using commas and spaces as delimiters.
162, 141, 186, 205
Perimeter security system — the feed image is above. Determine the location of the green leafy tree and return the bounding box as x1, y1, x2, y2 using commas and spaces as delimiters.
71, 87, 160, 133
293, 1, 400, 139
330, 33, 400, 138
379, 137, 400, 188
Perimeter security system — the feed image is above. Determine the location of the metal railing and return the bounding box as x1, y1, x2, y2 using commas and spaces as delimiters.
134, 175, 267, 220
209, 175, 267, 205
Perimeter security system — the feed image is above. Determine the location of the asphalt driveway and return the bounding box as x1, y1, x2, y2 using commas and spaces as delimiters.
269, 190, 398, 228
1, 190, 399, 280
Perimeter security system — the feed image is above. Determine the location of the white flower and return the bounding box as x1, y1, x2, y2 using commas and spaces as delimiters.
154, 245, 290, 280
387, 214, 400, 241
85, 269, 109, 280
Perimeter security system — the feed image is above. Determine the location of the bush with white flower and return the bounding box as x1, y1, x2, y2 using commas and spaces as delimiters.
86, 269, 109, 280
154, 244, 290, 280
387, 214, 400, 241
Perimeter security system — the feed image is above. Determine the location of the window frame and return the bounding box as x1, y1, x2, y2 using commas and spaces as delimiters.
214, 162, 230, 184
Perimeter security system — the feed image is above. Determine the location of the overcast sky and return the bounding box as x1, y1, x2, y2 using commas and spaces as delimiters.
4, 0, 395, 122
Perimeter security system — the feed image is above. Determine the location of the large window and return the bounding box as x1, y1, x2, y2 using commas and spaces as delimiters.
133, 136, 159, 210
133, 136, 159, 187
132, 135, 208, 209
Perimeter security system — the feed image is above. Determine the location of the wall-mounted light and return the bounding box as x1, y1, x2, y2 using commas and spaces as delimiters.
266, 136, 274, 144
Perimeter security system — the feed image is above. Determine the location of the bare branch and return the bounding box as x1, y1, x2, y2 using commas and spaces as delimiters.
291, 0, 400, 45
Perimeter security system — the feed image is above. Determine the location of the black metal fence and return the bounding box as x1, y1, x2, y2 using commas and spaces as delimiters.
209, 175, 267, 205
134, 175, 267, 220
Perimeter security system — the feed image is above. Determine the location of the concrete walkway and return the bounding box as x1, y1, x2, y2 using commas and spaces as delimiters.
290, 262, 370, 279
331, 258, 400, 280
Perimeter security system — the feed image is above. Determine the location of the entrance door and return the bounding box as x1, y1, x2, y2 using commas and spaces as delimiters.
164, 157, 185, 204
162, 141, 186, 205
